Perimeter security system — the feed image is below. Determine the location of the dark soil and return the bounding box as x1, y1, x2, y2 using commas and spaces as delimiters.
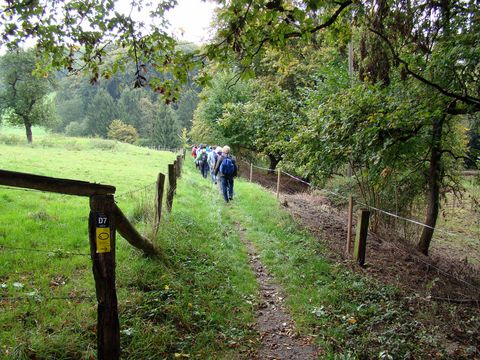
283, 192, 480, 301
237, 224, 318, 360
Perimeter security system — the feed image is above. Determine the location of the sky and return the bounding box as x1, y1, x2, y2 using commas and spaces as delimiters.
165, 0, 218, 44
0, 0, 218, 54
117, 0, 218, 44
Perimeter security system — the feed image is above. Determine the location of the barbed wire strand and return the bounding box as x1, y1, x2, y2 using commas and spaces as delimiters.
0, 244, 90, 256
311, 187, 480, 291
0, 295, 94, 302
241, 159, 480, 291
0, 185, 39, 193
384, 237, 480, 291
243, 161, 477, 242
320, 187, 480, 243
116, 181, 157, 199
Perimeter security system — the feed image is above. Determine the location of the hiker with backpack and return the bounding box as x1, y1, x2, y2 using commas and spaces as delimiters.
214, 145, 237, 203
208, 146, 221, 184
196, 148, 209, 179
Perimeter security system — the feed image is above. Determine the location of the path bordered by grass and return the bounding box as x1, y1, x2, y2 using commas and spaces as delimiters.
227, 175, 443, 359
0, 132, 443, 359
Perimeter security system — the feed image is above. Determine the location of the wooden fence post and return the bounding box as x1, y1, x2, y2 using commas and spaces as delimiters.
176, 155, 182, 178
167, 164, 175, 212
173, 161, 178, 193
88, 195, 120, 360
276, 168, 281, 200
346, 196, 354, 254
249, 163, 253, 182
353, 209, 370, 266
154, 173, 165, 232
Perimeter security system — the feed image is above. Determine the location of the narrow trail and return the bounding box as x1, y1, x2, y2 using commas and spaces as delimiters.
236, 224, 318, 360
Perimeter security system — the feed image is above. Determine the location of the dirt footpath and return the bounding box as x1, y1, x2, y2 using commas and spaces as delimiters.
237, 224, 318, 360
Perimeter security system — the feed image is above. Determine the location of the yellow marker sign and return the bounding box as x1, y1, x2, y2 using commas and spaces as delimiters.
96, 228, 111, 253
96, 215, 111, 253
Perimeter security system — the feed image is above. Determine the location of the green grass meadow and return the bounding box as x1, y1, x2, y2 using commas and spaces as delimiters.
0, 127, 259, 359
0, 127, 465, 359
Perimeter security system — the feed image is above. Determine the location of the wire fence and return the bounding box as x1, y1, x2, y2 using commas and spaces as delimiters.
0, 244, 89, 257
238, 158, 480, 299
0, 294, 94, 303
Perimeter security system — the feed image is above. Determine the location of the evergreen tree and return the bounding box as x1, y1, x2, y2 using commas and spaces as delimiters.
175, 88, 199, 130
85, 88, 119, 137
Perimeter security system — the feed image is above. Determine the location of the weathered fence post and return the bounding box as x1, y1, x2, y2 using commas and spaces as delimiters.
346, 196, 354, 254
173, 161, 178, 193
176, 155, 182, 178
167, 164, 175, 212
154, 173, 166, 232
353, 209, 370, 266
276, 168, 281, 200
249, 163, 253, 182
88, 195, 120, 360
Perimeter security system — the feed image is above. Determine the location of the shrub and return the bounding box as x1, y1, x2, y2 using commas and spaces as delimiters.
65, 121, 87, 137
0, 134, 23, 145
107, 120, 139, 144
89, 138, 117, 150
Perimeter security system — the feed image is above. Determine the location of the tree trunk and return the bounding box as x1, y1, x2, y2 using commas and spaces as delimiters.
268, 154, 280, 172
417, 117, 445, 255
25, 121, 33, 143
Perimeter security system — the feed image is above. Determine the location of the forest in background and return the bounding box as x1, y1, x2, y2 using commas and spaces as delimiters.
0, 46, 200, 148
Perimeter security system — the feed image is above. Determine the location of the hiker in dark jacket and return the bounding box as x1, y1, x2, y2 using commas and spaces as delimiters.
214, 145, 237, 202
196, 148, 209, 178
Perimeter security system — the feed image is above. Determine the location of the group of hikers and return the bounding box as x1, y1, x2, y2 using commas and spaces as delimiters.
191, 144, 237, 203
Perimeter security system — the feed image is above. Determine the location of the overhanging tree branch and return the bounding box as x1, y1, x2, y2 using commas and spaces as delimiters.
285, 0, 353, 39
369, 27, 480, 111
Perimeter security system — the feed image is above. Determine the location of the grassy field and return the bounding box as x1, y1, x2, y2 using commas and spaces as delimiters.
0, 128, 261, 359
0, 128, 475, 359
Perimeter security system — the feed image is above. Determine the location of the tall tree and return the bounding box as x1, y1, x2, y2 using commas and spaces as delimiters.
0, 49, 55, 143
355, 0, 480, 254
191, 71, 255, 146
175, 88, 200, 130
85, 88, 118, 137
152, 103, 181, 148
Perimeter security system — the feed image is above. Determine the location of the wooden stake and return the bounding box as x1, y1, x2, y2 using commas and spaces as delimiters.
154, 173, 165, 232
176, 155, 182, 178
114, 205, 159, 256
353, 209, 370, 266
249, 163, 253, 182
88, 195, 120, 360
167, 164, 175, 212
173, 161, 178, 194
276, 168, 281, 200
346, 196, 354, 254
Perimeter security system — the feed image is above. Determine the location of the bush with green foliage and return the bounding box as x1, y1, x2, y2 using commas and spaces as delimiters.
65, 120, 87, 137
107, 119, 139, 144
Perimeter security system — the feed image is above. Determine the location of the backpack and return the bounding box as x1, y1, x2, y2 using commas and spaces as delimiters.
220, 156, 235, 175
200, 152, 208, 163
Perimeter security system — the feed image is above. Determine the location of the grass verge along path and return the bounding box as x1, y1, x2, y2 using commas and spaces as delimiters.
228, 178, 450, 359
